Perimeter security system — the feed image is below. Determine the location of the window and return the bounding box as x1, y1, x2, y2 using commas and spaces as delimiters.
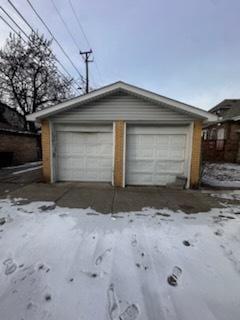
217, 127, 225, 140
209, 128, 217, 140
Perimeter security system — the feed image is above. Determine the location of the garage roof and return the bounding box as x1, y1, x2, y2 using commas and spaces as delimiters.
27, 81, 217, 122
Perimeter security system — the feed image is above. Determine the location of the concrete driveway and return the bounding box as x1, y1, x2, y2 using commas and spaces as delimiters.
0, 165, 227, 213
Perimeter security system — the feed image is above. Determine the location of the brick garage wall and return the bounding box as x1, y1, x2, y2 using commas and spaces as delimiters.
114, 120, 125, 187
0, 131, 40, 165
41, 119, 51, 182
190, 120, 203, 188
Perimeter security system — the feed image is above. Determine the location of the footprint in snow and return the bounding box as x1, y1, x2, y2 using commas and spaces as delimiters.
38, 204, 56, 211
182, 240, 191, 247
156, 212, 171, 217
0, 217, 6, 225
37, 263, 50, 273
183, 216, 196, 220
218, 214, 235, 220
107, 283, 120, 320
167, 266, 182, 286
80, 270, 102, 278
214, 229, 224, 236
220, 244, 240, 273
27, 301, 37, 311
3, 258, 17, 275
44, 293, 52, 302
119, 304, 140, 320
131, 235, 137, 247
95, 248, 112, 265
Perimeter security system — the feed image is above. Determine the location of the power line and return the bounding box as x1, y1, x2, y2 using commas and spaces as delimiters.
68, 0, 91, 48
6, 0, 83, 92
50, 0, 79, 51
7, 0, 35, 33
50, 0, 98, 88
0, 22, 79, 95
0, 14, 22, 38
5, 1, 73, 79
0, 11, 80, 94
0, 6, 29, 39
23, 0, 85, 83
68, 0, 103, 85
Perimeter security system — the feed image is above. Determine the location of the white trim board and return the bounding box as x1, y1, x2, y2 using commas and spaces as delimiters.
27, 81, 217, 123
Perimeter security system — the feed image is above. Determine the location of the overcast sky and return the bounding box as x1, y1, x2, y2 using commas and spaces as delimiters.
1, 0, 240, 110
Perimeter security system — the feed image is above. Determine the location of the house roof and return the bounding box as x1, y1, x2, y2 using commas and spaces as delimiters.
27, 81, 217, 122
209, 99, 240, 121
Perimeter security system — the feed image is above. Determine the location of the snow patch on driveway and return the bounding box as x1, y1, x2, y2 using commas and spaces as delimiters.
0, 198, 240, 319
210, 190, 240, 201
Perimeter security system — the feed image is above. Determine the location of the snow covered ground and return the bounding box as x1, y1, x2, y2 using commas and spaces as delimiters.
2, 161, 42, 170
202, 162, 240, 188
0, 198, 240, 320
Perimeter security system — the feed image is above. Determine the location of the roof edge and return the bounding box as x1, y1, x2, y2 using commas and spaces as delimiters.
27, 81, 217, 122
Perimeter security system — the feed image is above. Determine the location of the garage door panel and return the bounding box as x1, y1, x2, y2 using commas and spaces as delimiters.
127, 159, 155, 172
100, 145, 112, 156
138, 135, 154, 145
55, 125, 113, 182
170, 135, 186, 145
98, 158, 112, 168
128, 141, 155, 159
128, 173, 153, 185
72, 158, 85, 168
98, 133, 112, 143
153, 174, 177, 185
132, 149, 155, 159
155, 135, 169, 145
126, 125, 188, 186
155, 161, 184, 173
168, 150, 185, 160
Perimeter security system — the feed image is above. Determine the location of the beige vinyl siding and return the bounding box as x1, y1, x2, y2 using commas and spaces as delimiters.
51, 92, 196, 122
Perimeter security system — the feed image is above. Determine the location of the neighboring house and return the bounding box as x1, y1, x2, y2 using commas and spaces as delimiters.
0, 102, 41, 167
202, 99, 240, 163
27, 82, 216, 188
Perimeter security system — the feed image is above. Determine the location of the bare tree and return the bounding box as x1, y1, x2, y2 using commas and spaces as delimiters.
0, 32, 75, 130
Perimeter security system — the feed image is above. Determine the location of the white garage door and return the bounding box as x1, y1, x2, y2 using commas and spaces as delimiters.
55, 124, 113, 182
126, 125, 189, 186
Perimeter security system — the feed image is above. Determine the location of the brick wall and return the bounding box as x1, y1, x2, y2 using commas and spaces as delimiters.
190, 120, 203, 188
224, 122, 240, 162
0, 131, 40, 165
202, 121, 240, 163
41, 119, 51, 182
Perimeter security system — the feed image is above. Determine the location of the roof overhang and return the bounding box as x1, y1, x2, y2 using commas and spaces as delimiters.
27, 81, 218, 123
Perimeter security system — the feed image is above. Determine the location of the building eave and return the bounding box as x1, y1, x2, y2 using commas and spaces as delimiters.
27, 81, 217, 123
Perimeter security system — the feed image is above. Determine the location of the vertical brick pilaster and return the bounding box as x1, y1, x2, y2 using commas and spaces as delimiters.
190, 120, 203, 188
41, 119, 51, 182
114, 121, 125, 187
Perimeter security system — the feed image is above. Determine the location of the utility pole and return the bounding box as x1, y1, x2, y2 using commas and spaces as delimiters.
80, 49, 93, 93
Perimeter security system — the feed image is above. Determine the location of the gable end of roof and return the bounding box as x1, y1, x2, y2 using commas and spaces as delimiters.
26, 81, 217, 123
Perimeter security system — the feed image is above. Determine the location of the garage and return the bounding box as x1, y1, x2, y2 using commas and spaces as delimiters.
27, 81, 216, 188
126, 125, 190, 186
55, 124, 113, 182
